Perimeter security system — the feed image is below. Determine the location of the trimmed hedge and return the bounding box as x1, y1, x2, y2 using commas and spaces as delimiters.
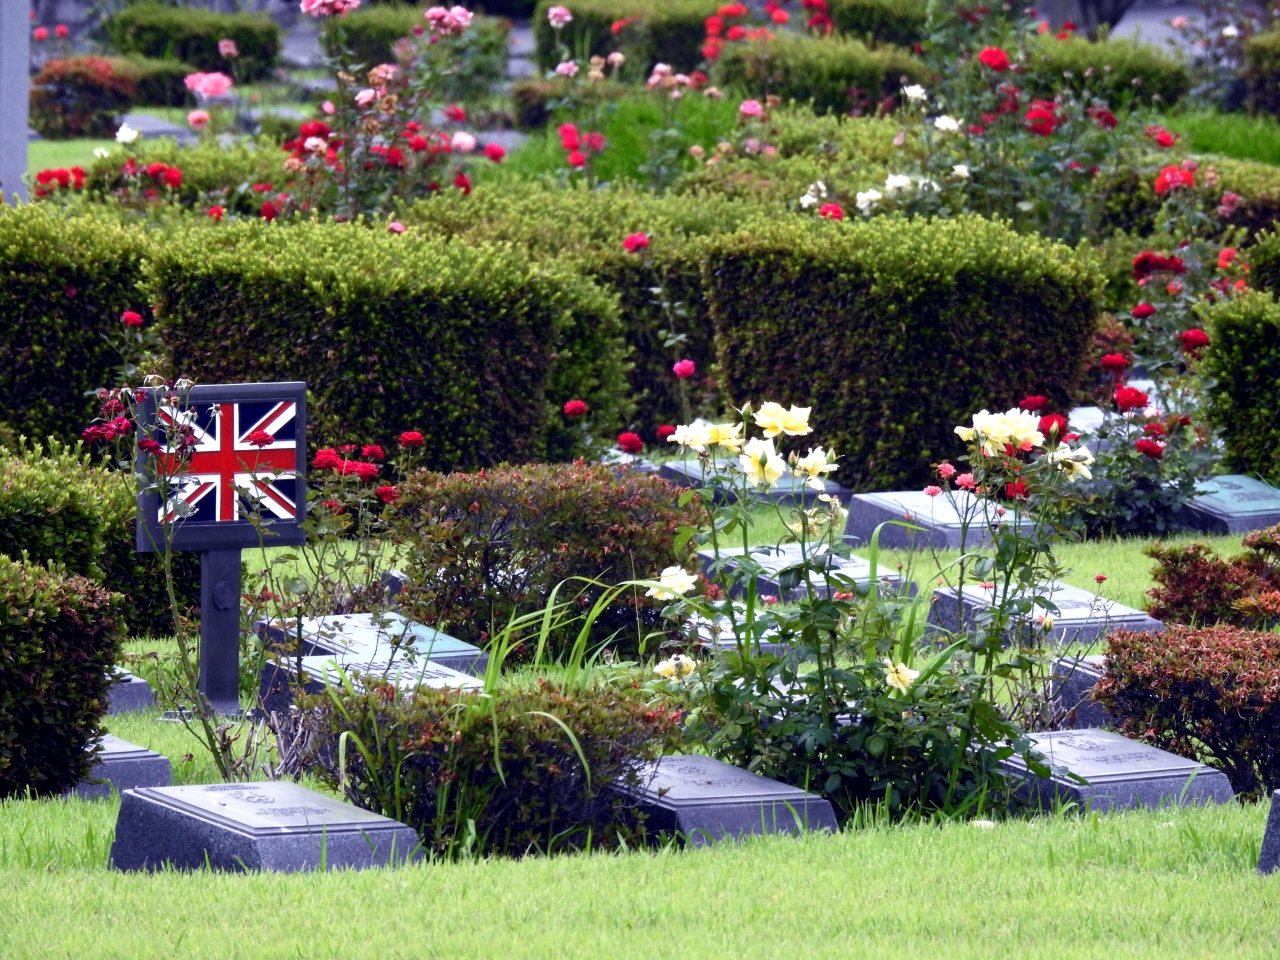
30, 57, 136, 139
702, 215, 1102, 489
1023, 36, 1190, 106
828, 0, 926, 47
1244, 30, 1280, 116
147, 220, 628, 467
105, 5, 280, 81
533, 0, 718, 73
713, 33, 927, 116
0, 555, 125, 799
1200, 288, 1280, 485
0, 205, 150, 446
113, 55, 198, 107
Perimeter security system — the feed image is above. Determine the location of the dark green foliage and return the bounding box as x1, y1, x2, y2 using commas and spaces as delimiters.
302, 680, 683, 857
1244, 30, 1280, 116
702, 215, 1101, 490
509, 77, 629, 129
0, 555, 125, 799
1200, 288, 1280, 485
1022, 36, 1190, 106
389, 460, 699, 658
1095, 624, 1280, 797
105, 5, 280, 81
713, 33, 927, 116
0, 205, 150, 446
828, 0, 926, 47
29, 57, 137, 140
0, 454, 104, 578
533, 0, 718, 73
114, 55, 198, 107
147, 219, 627, 467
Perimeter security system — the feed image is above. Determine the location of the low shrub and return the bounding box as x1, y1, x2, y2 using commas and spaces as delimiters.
713, 33, 927, 116
1200, 288, 1280, 485
1146, 526, 1280, 627
113, 55, 197, 107
828, 0, 926, 47
29, 57, 136, 139
509, 77, 629, 129
1244, 29, 1280, 116
302, 679, 683, 857
702, 215, 1101, 490
1022, 35, 1190, 106
0, 555, 125, 799
389, 461, 699, 658
0, 205, 149, 446
533, 0, 718, 73
147, 219, 628, 466
1095, 624, 1280, 797
0, 452, 104, 577
104, 5, 280, 81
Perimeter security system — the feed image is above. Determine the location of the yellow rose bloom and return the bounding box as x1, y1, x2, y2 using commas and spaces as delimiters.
792, 446, 838, 490
668, 422, 713, 451
739, 437, 787, 487
1047, 443, 1094, 482
706, 421, 745, 452
753, 401, 813, 438
883, 658, 919, 693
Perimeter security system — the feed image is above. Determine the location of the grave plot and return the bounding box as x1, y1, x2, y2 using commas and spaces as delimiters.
658, 459, 850, 506
107, 669, 155, 714
1257, 792, 1280, 874
1001, 729, 1233, 812
258, 654, 482, 715
623, 754, 837, 845
74, 735, 171, 800
697, 542, 911, 600
1050, 654, 1113, 728
110, 781, 421, 872
928, 580, 1164, 644
255, 612, 488, 676
844, 490, 1031, 550
1185, 474, 1280, 534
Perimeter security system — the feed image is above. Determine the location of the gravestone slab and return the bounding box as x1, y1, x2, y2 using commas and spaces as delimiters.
1050, 655, 1113, 728
111, 781, 421, 871
255, 612, 487, 676
75, 735, 171, 800
1001, 729, 1233, 812
928, 580, 1164, 644
624, 754, 837, 845
688, 614, 786, 658
1257, 791, 1280, 874
844, 490, 1030, 550
697, 543, 910, 600
107, 669, 156, 714
1185, 474, 1280, 534
659, 459, 851, 506
258, 655, 482, 715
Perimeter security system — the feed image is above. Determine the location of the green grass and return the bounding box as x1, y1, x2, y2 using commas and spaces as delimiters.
28, 139, 116, 173
1165, 109, 1280, 167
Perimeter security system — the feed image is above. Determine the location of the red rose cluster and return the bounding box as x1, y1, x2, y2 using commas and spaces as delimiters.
558, 123, 606, 170
801, 0, 833, 34
33, 165, 85, 198
313, 446, 380, 482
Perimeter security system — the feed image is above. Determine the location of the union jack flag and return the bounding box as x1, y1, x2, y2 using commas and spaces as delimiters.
156, 400, 301, 525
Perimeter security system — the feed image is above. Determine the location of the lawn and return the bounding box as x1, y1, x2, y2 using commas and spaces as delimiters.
1166, 109, 1280, 167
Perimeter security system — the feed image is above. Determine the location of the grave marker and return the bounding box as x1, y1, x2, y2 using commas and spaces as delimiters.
697, 543, 910, 600
1001, 729, 1233, 812
1185, 474, 1280, 534
75, 735, 172, 800
107, 669, 157, 714
135, 382, 306, 715
1256, 791, 1280, 874
659, 459, 850, 506
111, 781, 421, 871
623, 754, 838, 845
0, 0, 29, 204
844, 490, 1030, 550
928, 580, 1163, 644
1049, 654, 1112, 728
255, 612, 488, 676
258, 655, 482, 715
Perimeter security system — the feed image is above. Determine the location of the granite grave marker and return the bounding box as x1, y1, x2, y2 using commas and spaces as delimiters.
74, 734, 172, 800
844, 490, 1031, 550
111, 781, 421, 871
1049, 654, 1113, 728
1256, 790, 1280, 874
107, 669, 156, 714
259, 654, 482, 715
658, 459, 850, 506
1185, 474, 1280, 534
928, 580, 1163, 644
255, 612, 488, 676
697, 542, 910, 600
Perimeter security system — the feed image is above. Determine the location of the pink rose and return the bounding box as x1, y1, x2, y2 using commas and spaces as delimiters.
218, 38, 239, 58
388, 221, 406, 234
556, 60, 579, 77
547, 5, 573, 28
451, 131, 476, 152
924, 485, 942, 497
184, 71, 233, 99
739, 99, 764, 118
672, 359, 696, 379
187, 110, 211, 129
355, 88, 377, 107
321, 99, 336, 115
484, 142, 506, 163
300, 0, 361, 17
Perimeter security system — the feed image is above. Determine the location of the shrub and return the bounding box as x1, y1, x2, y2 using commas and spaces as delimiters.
713, 33, 927, 116
302, 680, 683, 857
0, 452, 104, 577
1146, 526, 1280, 626
828, 0, 926, 47
702, 215, 1102, 490
1199, 288, 1280, 485
0, 205, 150, 446
533, 0, 718, 73
112, 55, 197, 107
1095, 624, 1280, 797
0, 555, 125, 799
147, 219, 628, 466
389, 461, 699, 657
509, 77, 629, 130
29, 57, 136, 139
1022, 36, 1190, 106
105, 5, 280, 81
1244, 30, 1280, 116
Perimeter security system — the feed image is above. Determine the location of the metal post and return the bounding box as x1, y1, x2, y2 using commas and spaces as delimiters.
0, 0, 30, 204
199, 549, 243, 716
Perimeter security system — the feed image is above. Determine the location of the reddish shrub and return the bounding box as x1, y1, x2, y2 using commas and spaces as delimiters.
1146, 526, 1280, 626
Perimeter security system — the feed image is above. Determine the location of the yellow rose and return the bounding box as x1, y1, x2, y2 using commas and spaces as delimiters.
645, 565, 699, 600
668, 422, 713, 451
792, 446, 838, 490
739, 437, 787, 487
883, 658, 919, 693
706, 421, 745, 452
753, 401, 813, 438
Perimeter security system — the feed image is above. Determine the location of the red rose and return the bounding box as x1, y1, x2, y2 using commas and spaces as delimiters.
138, 437, 162, 455
558, 123, 580, 151
672, 359, 696, 379
583, 131, 606, 153
770, 8, 789, 23
454, 172, 472, 194
361, 444, 385, 460
1039, 414, 1068, 438
246, 430, 274, 447
1025, 100, 1058, 136
313, 448, 342, 470
1087, 105, 1117, 130
563, 399, 588, 417
1006, 479, 1029, 499
617, 431, 643, 454
818, 203, 844, 220
623, 233, 650, 253
1115, 386, 1149, 413
976, 47, 1010, 71
340, 444, 356, 453
33, 26, 47, 41
121, 310, 144, 327
56, 24, 68, 37
164, 167, 183, 188
726, 24, 746, 40
341, 461, 379, 482
398, 430, 425, 447
1145, 125, 1178, 148
1100, 353, 1130, 373
1019, 395, 1048, 412
1135, 438, 1165, 459
656, 424, 676, 442
484, 143, 506, 163
444, 104, 466, 123
298, 121, 331, 140
705, 14, 724, 35
1154, 164, 1194, 195
1179, 328, 1210, 355
261, 200, 278, 221
1143, 422, 1166, 437
1218, 248, 1238, 269
207, 205, 225, 220
566, 150, 586, 168
1131, 302, 1157, 319
408, 135, 428, 152
718, 3, 748, 17
375, 485, 399, 504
